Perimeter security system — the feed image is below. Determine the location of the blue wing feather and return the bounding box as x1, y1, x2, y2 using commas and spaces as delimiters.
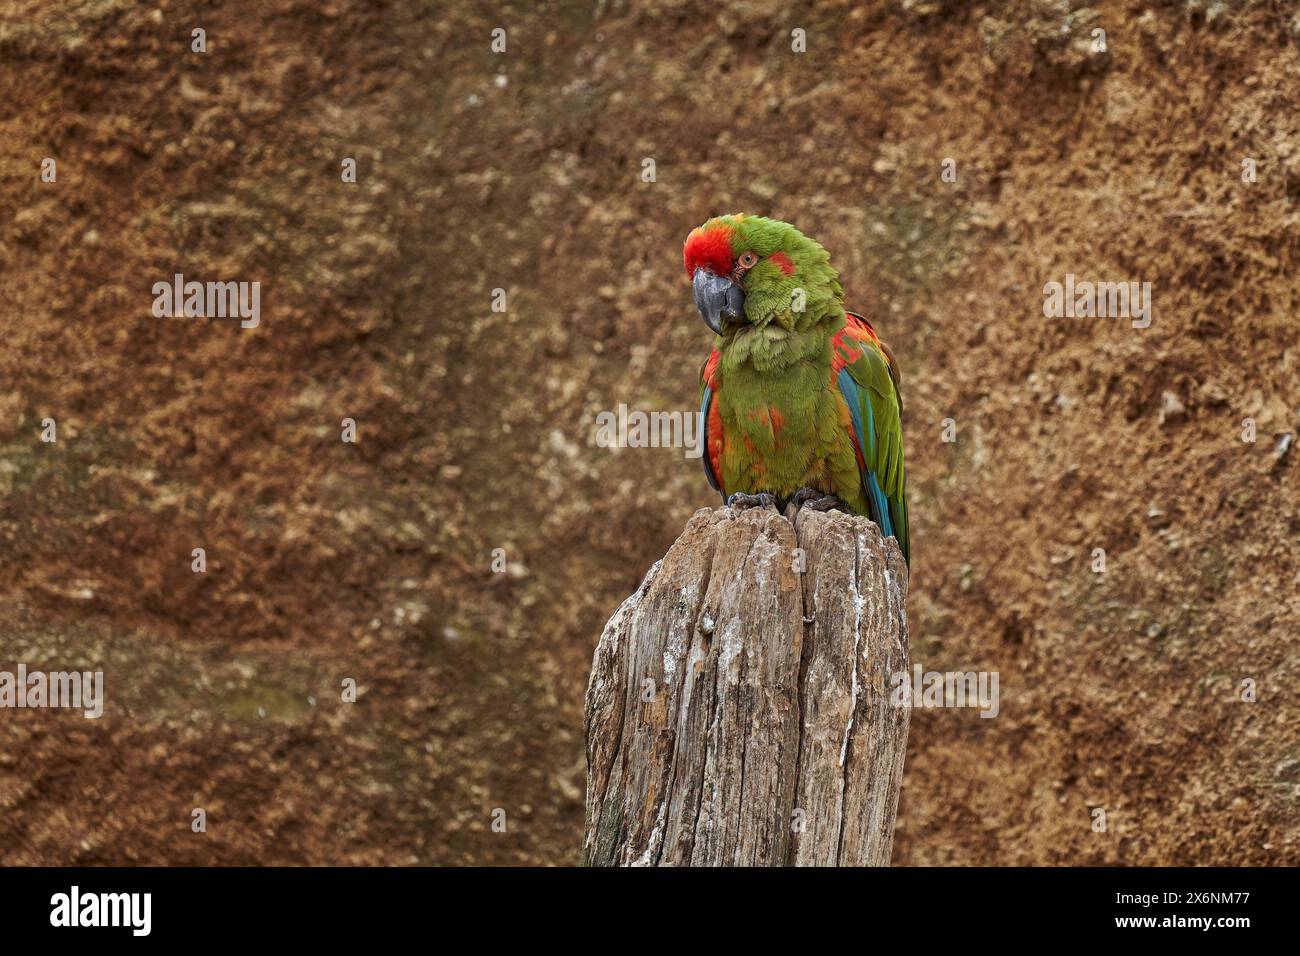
836, 368, 895, 541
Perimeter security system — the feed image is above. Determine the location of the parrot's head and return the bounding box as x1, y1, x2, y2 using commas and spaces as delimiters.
683, 214, 842, 337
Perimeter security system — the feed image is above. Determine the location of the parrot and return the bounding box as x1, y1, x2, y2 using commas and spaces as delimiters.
684, 214, 910, 564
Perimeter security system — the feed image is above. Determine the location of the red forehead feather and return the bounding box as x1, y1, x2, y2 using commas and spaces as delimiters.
683, 224, 736, 278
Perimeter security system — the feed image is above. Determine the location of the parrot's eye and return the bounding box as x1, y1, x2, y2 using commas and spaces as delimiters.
737, 251, 759, 269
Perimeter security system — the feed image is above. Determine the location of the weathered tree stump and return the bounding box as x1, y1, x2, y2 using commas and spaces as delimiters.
584, 506, 910, 867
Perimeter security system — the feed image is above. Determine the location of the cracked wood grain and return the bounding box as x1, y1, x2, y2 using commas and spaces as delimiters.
583, 506, 910, 867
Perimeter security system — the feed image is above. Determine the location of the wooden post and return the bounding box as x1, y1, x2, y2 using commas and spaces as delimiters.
584, 506, 910, 867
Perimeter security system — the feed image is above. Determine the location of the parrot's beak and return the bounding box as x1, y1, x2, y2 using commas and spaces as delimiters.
693, 269, 746, 335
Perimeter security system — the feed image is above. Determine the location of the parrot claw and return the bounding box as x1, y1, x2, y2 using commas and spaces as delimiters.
726, 492, 780, 512
784, 487, 846, 521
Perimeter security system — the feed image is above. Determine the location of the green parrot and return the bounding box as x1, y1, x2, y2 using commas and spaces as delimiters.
686, 214, 910, 564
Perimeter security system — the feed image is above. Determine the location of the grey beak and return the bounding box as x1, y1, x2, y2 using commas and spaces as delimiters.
693, 269, 746, 335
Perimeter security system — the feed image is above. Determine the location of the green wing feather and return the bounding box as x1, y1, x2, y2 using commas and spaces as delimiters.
843, 337, 910, 563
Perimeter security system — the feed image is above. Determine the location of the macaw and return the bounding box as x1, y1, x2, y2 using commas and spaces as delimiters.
685, 214, 910, 564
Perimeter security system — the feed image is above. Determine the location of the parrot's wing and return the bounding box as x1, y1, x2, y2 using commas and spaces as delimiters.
698, 348, 724, 498
833, 313, 910, 564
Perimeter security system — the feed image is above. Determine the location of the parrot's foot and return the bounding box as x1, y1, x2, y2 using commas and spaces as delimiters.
784, 487, 846, 521
726, 492, 780, 512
